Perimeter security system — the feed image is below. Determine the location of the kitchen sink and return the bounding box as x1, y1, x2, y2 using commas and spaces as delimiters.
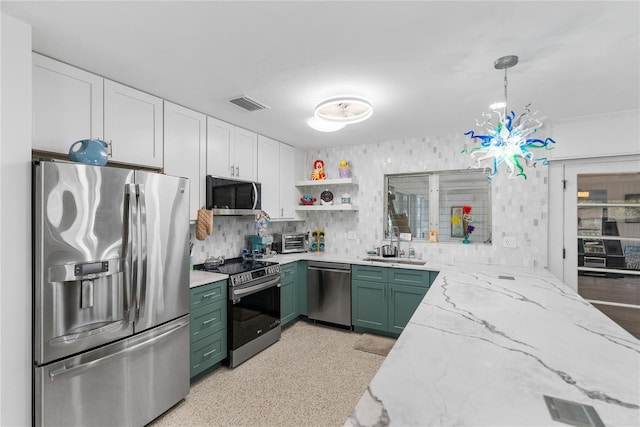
361, 257, 426, 266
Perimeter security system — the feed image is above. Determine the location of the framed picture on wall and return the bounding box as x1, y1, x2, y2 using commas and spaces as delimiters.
451, 206, 464, 237
625, 194, 640, 223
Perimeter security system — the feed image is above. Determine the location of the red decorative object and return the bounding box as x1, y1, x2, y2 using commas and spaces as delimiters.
311, 159, 326, 180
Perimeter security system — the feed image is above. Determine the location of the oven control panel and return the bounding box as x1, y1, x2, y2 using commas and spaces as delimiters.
230, 264, 280, 287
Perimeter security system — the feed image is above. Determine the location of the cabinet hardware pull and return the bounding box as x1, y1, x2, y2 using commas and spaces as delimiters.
235, 166, 239, 176
203, 349, 216, 358
230, 165, 235, 176
202, 292, 217, 298
107, 141, 113, 157
202, 317, 216, 325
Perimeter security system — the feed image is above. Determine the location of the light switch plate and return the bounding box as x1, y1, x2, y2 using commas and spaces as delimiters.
503, 235, 517, 248
348, 231, 357, 240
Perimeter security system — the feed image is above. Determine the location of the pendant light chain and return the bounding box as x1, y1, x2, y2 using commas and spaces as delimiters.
503, 67, 508, 118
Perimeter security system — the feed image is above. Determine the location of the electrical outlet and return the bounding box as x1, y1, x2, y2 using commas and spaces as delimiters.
348, 231, 357, 240
503, 236, 517, 248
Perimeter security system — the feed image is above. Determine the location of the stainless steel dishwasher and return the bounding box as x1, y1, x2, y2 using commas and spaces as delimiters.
307, 261, 351, 327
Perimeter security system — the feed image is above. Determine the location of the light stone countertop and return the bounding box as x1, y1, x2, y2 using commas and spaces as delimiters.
189, 270, 228, 288
269, 253, 639, 426
190, 252, 639, 425
345, 263, 640, 426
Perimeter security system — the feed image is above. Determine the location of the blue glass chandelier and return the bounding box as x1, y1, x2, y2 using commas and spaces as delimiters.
463, 55, 556, 181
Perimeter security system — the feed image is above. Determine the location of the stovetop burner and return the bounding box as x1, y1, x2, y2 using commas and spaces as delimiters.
196, 257, 278, 276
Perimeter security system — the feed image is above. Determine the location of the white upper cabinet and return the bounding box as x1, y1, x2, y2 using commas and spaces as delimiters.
164, 101, 206, 221
32, 53, 104, 154
104, 80, 164, 168
257, 135, 280, 218
206, 116, 234, 178
206, 117, 257, 181
234, 127, 258, 181
279, 143, 296, 218
258, 135, 296, 219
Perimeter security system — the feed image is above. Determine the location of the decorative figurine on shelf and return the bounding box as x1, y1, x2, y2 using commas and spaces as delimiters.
300, 194, 316, 205
311, 229, 325, 252
254, 210, 270, 236
338, 159, 352, 178
311, 159, 326, 180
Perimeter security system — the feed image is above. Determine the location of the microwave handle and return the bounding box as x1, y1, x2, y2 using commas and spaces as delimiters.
252, 182, 258, 210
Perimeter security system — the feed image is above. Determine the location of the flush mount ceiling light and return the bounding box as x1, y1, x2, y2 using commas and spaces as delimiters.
306, 117, 347, 132
463, 55, 557, 181
313, 96, 373, 125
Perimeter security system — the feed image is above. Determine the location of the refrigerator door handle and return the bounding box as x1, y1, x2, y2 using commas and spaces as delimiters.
137, 184, 148, 319
48, 322, 188, 381
123, 184, 136, 324
130, 184, 140, 323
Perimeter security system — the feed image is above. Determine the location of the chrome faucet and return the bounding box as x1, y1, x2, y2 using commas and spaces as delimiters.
392, 226, 400, 257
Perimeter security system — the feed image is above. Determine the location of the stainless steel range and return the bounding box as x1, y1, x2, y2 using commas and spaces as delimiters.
200, 257, 281, 367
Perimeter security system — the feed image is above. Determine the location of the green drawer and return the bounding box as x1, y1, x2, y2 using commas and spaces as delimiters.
190, 279, 227, 311
190, 299, 227, 342
281, 263, 297, 285
352, 264, 388, 283
190, 329, 227, 378
388, 268, 432, 287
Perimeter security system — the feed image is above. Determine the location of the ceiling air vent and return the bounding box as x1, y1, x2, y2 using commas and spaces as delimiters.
228, 96, 269, 112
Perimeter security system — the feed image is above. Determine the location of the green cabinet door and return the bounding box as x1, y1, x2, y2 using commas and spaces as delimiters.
388, 283, 428, 333
296, 260, 308, 316
280, 263, 297, 326
352, 279, 387, 332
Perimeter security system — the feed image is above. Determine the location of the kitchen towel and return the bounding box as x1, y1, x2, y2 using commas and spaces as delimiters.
196, 209, 213, 240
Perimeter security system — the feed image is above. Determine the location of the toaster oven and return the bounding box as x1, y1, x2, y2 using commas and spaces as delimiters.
272, 233, 309, 253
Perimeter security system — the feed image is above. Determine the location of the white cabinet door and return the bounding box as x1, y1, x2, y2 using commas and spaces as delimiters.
104, 80, 163, 168
32, 53, 104, 154
164, 102, 206, 221
279, 143, 296, 218
206, 116, 234, 178
234, 127, 258, 181
258, 135, 280, 218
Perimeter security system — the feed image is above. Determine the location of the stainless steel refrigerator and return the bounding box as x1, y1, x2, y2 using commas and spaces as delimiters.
32, 160, 190, 426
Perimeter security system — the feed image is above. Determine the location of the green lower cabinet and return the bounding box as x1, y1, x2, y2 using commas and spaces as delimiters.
190, 329, 227, 378
296, 261, 308, 316
352, 279, 388, 332
189, 279, 227, 379
388, 283, 428, 333
352, 265, 437, 336
280, 263, 297, 327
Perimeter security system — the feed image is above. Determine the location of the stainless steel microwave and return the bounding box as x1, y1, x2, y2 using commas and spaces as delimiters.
272, 233, 309, 253
206, 176, 261, 216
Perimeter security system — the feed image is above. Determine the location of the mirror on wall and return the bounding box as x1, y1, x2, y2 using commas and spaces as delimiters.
384, 169, 492, 243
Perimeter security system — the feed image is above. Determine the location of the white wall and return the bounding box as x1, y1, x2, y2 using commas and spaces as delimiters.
0, 13, 32, 427
548, 110, 640, 160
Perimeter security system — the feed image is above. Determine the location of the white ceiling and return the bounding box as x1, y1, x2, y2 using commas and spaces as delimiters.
3, 1, 639, 150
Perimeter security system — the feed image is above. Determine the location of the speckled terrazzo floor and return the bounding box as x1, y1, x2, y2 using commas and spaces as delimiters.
151, 320, 386, 427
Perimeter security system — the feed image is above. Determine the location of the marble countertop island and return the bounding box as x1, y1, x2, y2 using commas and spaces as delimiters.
344, 263, 640, 426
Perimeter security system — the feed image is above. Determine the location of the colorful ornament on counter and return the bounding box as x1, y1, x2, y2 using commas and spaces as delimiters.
338, 159, 352, 178
254, 210, 270, 236
311, 159, 326, 180
463, 105, 555, 181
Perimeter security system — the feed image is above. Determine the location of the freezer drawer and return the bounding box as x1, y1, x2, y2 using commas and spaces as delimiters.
34, 316, 190, 427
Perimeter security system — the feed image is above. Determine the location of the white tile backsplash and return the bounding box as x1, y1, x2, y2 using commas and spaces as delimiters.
303, 134, 548, 268
195, 133, 548, 268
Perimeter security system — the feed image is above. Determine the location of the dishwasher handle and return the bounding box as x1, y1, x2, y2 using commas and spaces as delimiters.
308, 266, 351, 275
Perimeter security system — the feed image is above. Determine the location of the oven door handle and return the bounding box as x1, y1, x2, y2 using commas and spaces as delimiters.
232, 276, 280, 298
